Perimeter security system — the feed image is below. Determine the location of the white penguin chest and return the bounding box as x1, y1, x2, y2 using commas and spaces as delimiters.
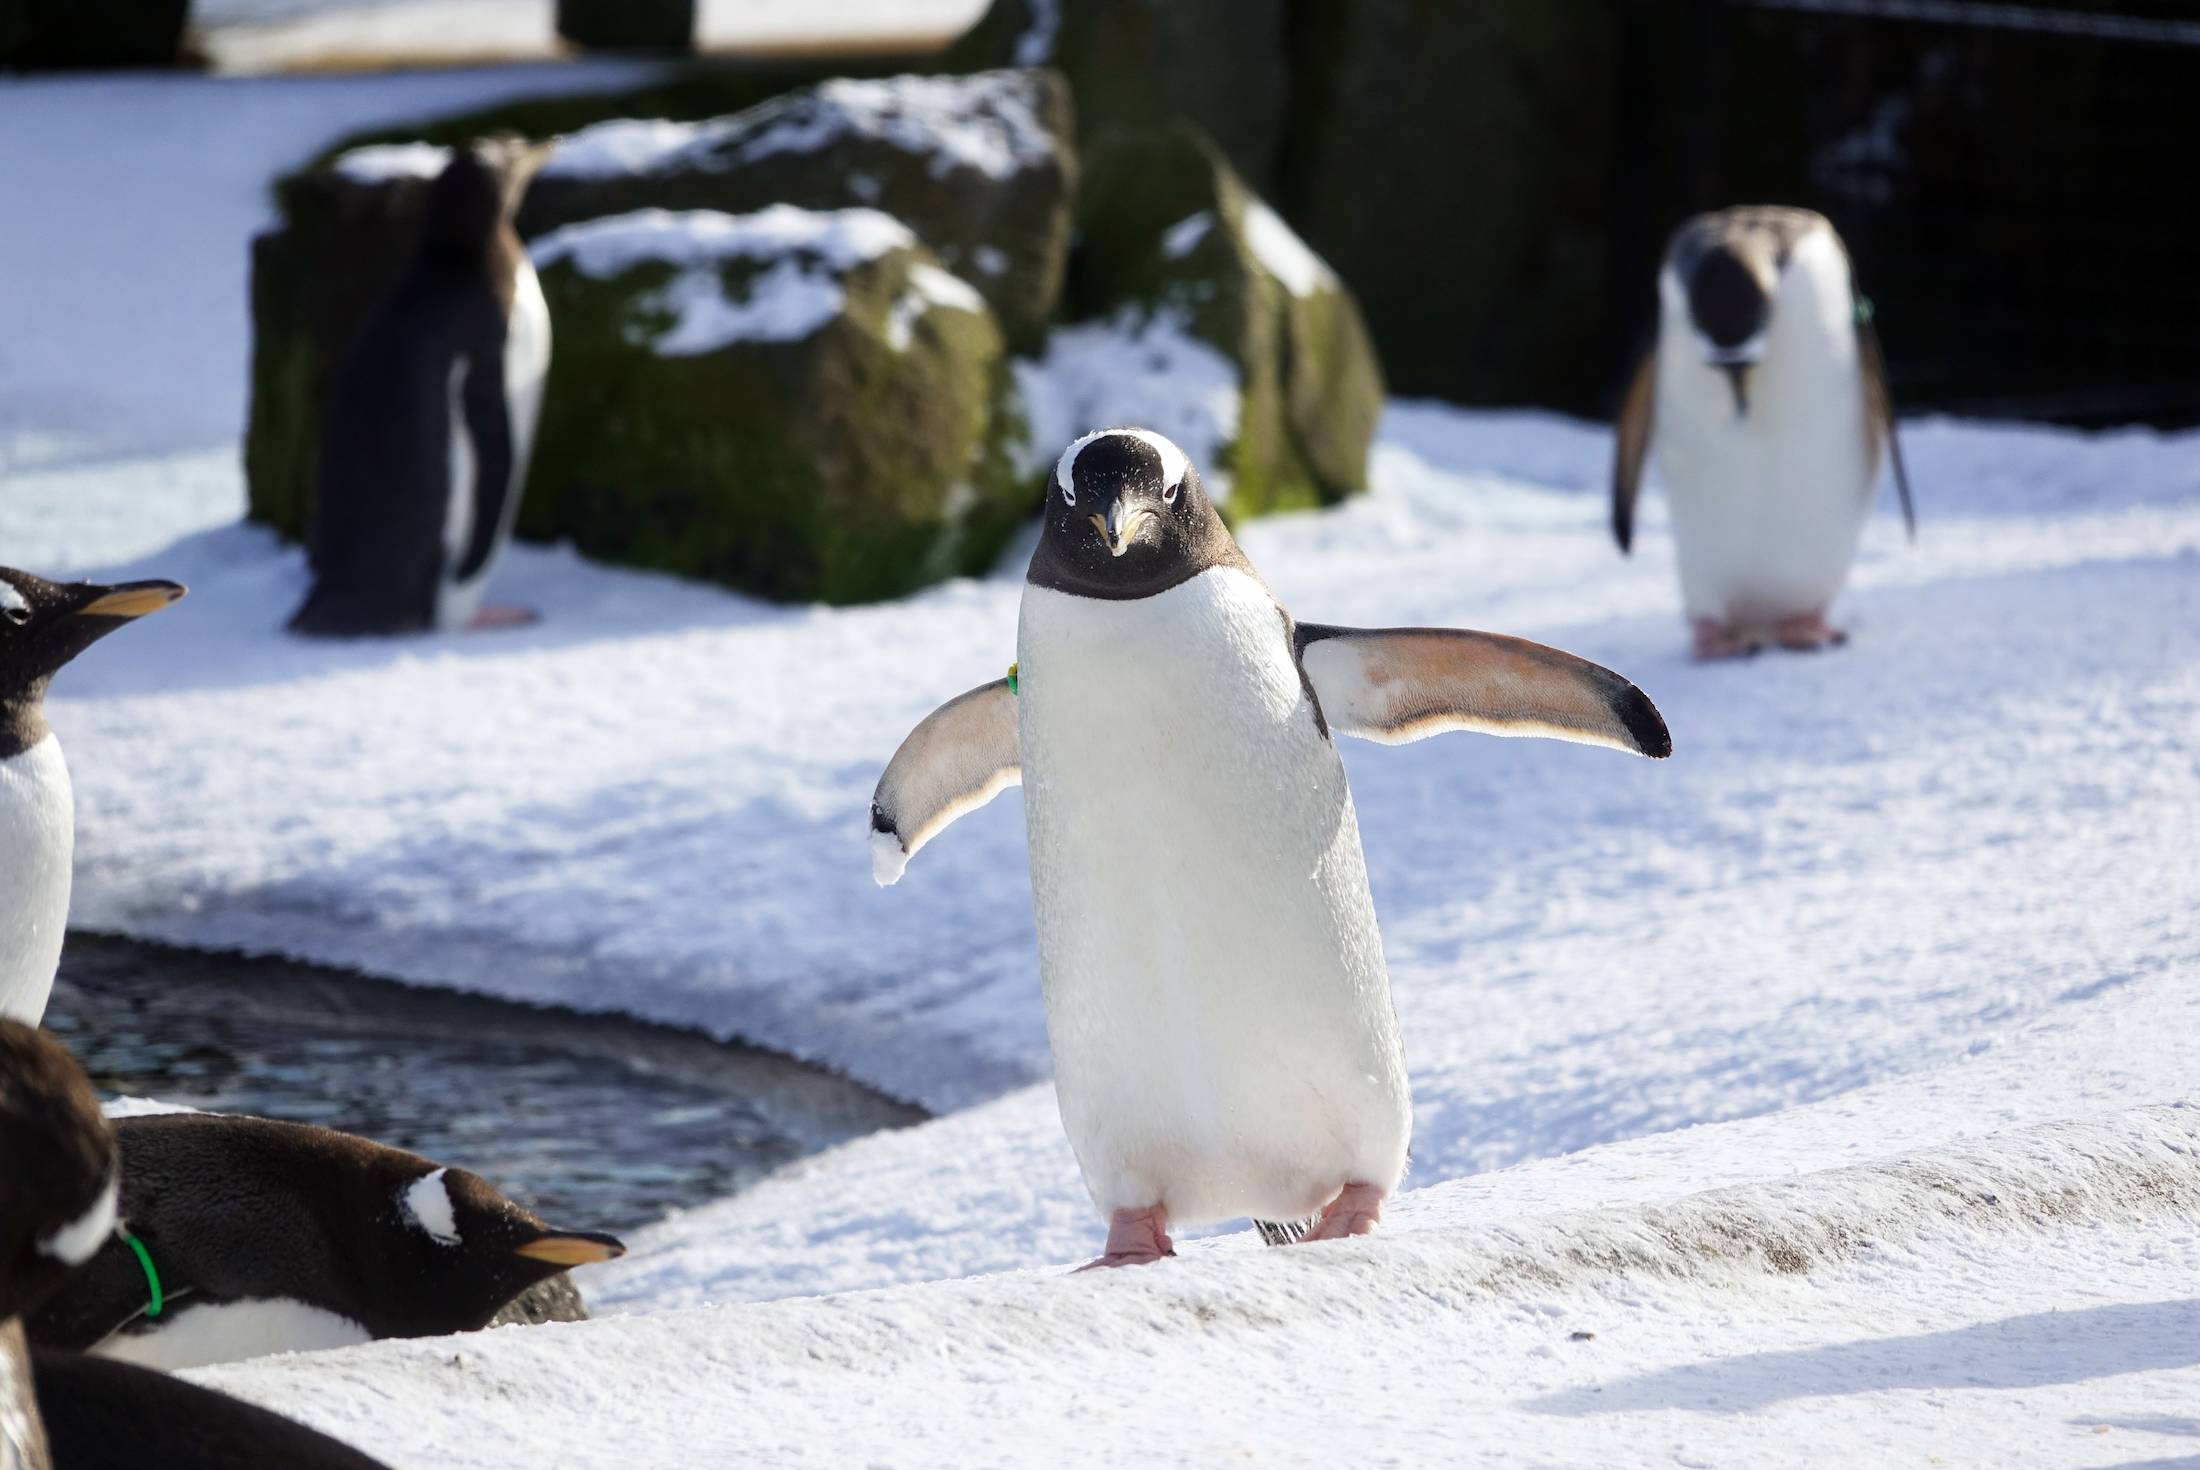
1016, 569, 1410, 1225
94, 1297, 371, 1371
437, 259, 551, 629
0, 735, 74, 1024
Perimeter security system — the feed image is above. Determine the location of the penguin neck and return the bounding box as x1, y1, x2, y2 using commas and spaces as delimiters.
0, 692, 51, 762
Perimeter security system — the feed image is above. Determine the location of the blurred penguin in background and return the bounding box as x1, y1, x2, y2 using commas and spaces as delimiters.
1613, 206, 1914, 659
291, 135, 551, 638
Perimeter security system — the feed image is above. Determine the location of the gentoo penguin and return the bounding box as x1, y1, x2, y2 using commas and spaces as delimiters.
28, 1112, 623, 1370
0, 1022, 394, 1470
290, 135, 552, 637
871, 429, 1671, 1265
0, 569, 184, 1026
1613, 206, 1915, 659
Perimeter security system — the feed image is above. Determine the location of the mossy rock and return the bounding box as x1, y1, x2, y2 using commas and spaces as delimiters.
521, 70, 1075, 351
1071, 124, 1382, 518
944, 0, 1288, 195
525, 207, 1030, 605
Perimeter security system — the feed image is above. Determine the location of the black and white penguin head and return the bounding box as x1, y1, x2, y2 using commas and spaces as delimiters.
422, 133, 551, 255
0, 567, 184, 745
1664, 206, 1834, 416
1027, 429, 1239, 599
0, 1020, 119, 1322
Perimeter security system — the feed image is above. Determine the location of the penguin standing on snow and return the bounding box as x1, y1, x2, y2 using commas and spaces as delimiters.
0, 568, 184, 1026
1, 1021, 397, 1470
291, 135, 552, 637
1613, 206, 1915, 659
28, 1112, 623, 1371
870, 429, 1670, 1265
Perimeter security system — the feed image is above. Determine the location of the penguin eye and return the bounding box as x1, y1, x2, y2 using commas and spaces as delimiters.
1162, 479, 1179, 506
2, 606, 26, 626
1061, 480, 1076, 507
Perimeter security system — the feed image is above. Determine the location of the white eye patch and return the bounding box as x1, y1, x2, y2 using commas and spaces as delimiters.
40, 1174, 118, 1266
1053, 428, 1192, 507
0, 581, 29, 618
401, 1167, 461, 1246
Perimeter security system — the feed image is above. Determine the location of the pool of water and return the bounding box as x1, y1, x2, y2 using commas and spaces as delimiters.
45, 933, 925, 1237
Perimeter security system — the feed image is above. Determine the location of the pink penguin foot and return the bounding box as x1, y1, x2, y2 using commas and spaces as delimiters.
1302, 1181, 1386, 1242
468, 604, 539, 630
1078, 1204, 1175, 1270
1691, 618, 1763, 661
1772, 610, 1847, 651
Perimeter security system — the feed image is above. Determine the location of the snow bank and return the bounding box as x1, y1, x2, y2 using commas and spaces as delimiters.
530, 206, 921, 353
542, 71, 1058, 183
1011, 310, 1243, 489
190, 1105, 2200, 1469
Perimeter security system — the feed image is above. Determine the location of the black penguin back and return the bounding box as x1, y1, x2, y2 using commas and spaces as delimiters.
291, 140, 535, 637
32, 1346, 394, 1470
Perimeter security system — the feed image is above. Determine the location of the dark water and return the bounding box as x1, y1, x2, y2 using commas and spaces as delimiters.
45, 934, 924, 1236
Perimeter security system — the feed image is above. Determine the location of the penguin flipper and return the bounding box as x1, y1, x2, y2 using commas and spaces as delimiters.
454, 346, 516, 583
1611, 346, 1656, 554
1855, 310, 1916, 542
1295, 625, 1671, 759
869, 678, 1021, 886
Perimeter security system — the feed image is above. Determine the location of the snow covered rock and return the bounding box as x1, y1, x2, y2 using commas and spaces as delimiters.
1069, 124, 1383, 517
521, 70, 1076, 351
524, 206, 1027, 604
946, 0, 1290, 192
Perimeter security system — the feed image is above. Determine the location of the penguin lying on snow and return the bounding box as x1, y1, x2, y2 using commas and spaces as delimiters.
290, 135, 552, 637
28, 1112, 623, 1371
0, 1020, 393, 1470
1613, 205, 1915, 659
0, 567, 184, 1026
872, 429, 1671, 1266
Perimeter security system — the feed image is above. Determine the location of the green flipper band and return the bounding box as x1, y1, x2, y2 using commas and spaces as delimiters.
121, 1233, 162, 1318
1005, 663, 1018, 696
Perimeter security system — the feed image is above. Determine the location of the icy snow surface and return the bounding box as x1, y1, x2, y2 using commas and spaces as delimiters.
1243, 198, 1337, 296
1012, 310, 1243, 493
531, 206, 921, 353
541, 71, 1056, 184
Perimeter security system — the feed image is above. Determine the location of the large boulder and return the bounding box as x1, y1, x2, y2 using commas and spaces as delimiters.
524, 206, 1029, 605
1281, 0, 1620, 409
945, 0, 1288, 195
244, 146, 448, 541
1062, 125, 1382, 518
522, 69, 1075, 350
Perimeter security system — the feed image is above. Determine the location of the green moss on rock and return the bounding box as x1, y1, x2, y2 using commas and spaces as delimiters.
1072, 124, 1382, 520
525, 210, 1030, 605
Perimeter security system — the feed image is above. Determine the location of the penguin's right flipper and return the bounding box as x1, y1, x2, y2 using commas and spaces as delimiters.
1611, 346, 1657, 554
870, 678, 1021, 886
1296, 625, 1672, 759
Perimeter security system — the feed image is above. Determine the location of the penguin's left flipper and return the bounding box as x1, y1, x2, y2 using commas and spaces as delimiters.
1854, 308, 1916, 542
870, 678, 1021, 886
1296, 625, 1672, 759
453, 347, 516, 582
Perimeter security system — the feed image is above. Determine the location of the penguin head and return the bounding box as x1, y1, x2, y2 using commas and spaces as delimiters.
422, 133, 551, 254
1028, 429, 1235, 599
0, 1020, 119, 1322
93, 1115, 623, 1341
1669, 208, 1825, 419
0, 567, 185, 727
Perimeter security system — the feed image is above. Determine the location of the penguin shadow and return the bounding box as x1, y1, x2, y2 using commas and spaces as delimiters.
54, 522, 816, 699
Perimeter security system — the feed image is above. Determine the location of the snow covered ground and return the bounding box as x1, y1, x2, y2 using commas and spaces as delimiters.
6, 56, 2198, 1470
